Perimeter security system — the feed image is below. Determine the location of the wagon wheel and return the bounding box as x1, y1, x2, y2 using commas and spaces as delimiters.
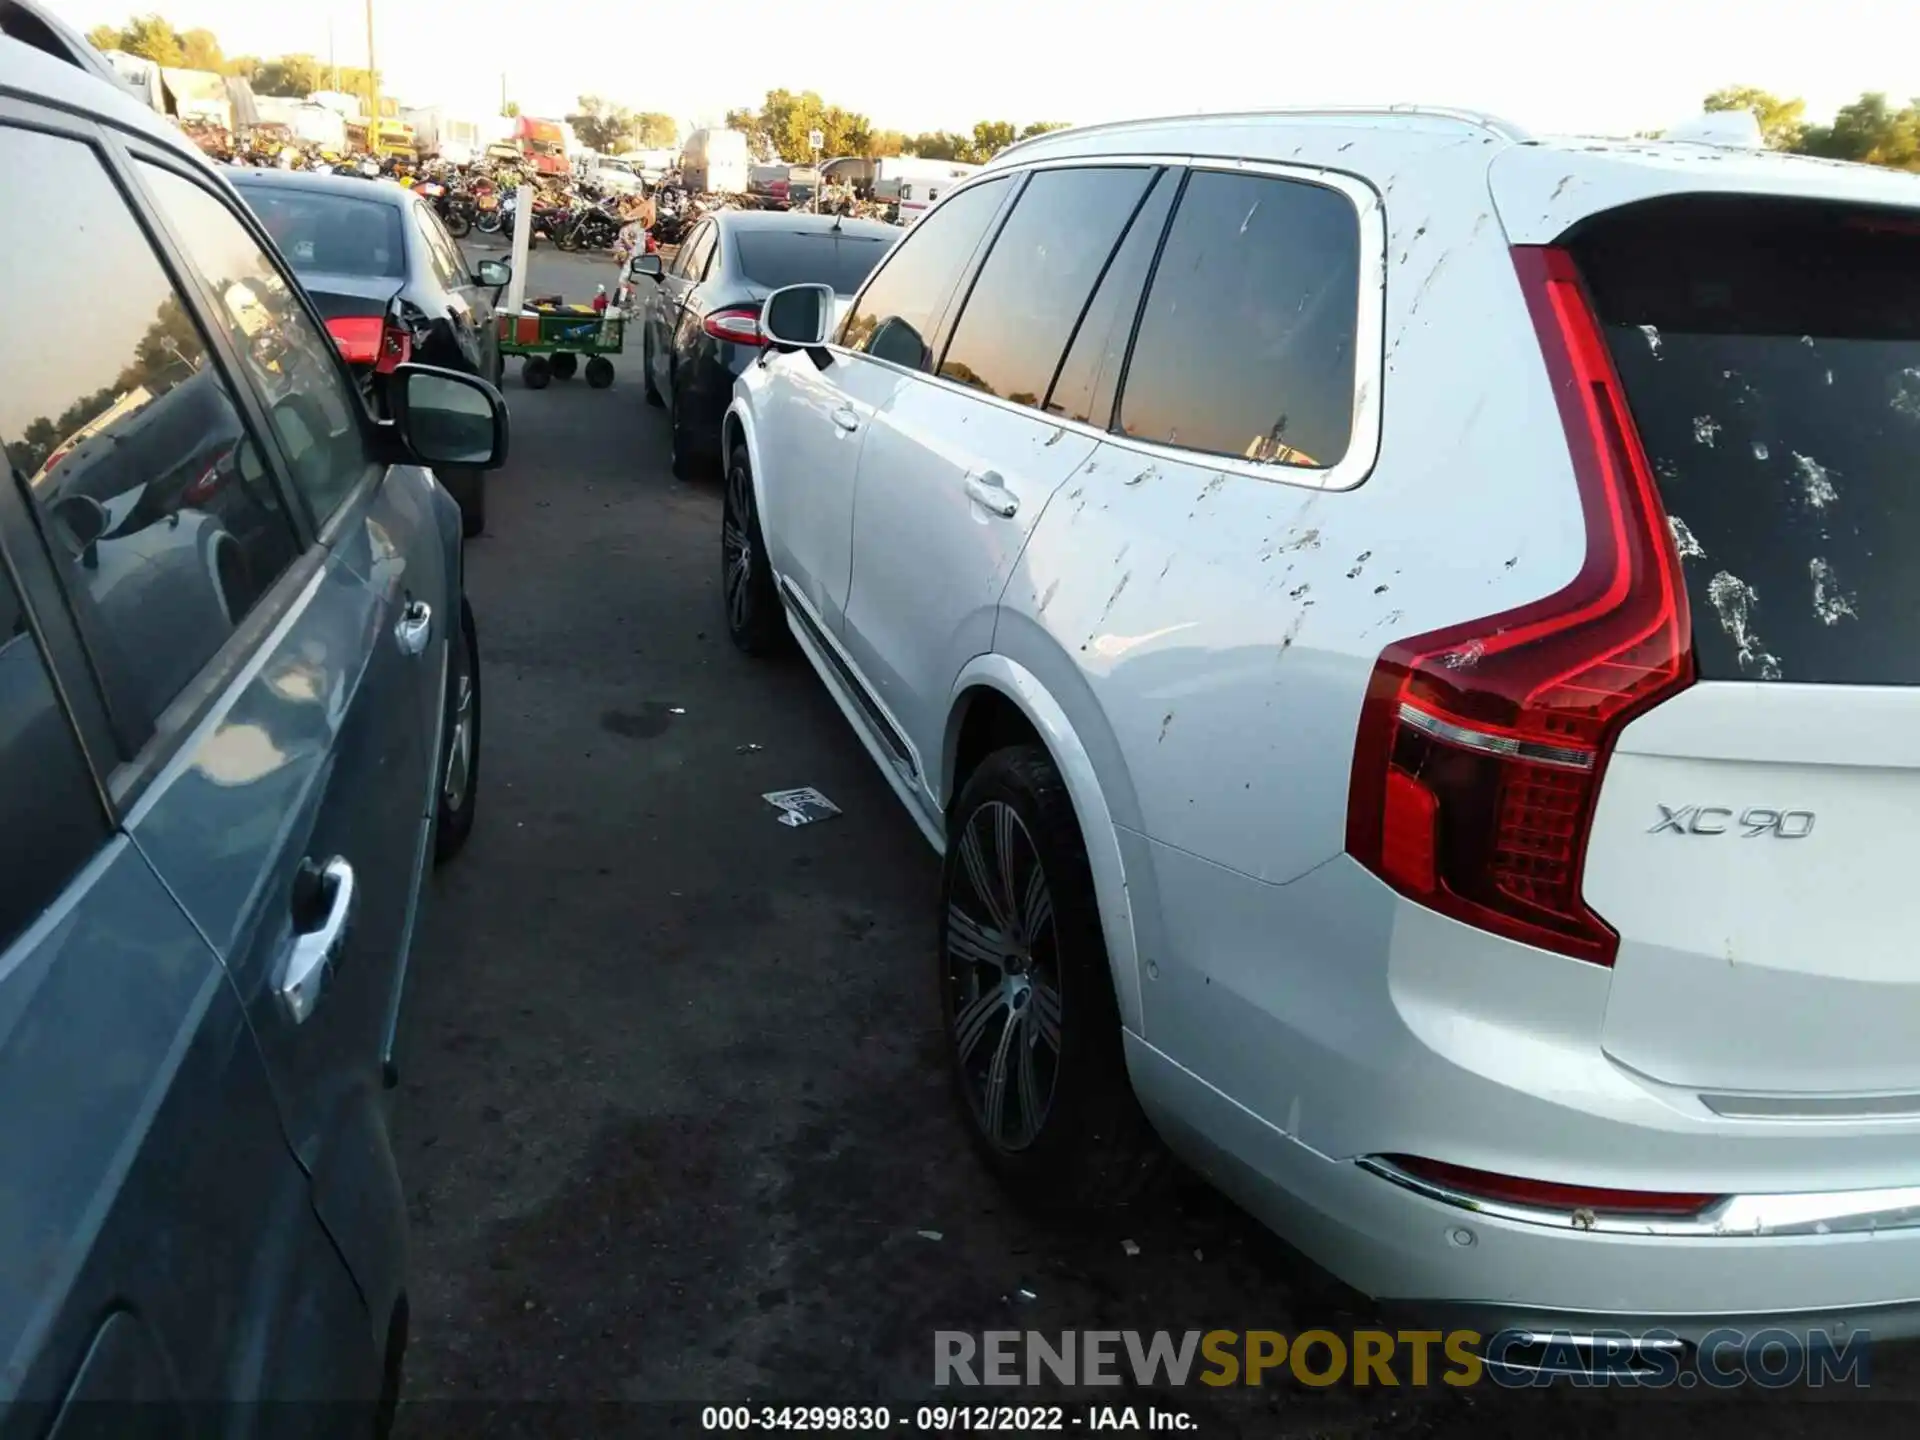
549, 351, 578, 380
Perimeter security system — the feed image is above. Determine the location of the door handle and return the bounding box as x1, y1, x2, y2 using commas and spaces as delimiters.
830, 406, 860, 433
964, 471, 1019, 518
395, 599, 432, 656
279, 857, 356, 1025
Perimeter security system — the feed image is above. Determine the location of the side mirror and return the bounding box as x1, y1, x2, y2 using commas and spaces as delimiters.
50, 493, 111, 569
387, 364, 510, 469
762, 283, 834, 350
475, 258, 511, 288
629, 253, 663, 281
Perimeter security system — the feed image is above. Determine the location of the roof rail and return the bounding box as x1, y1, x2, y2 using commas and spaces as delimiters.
990, 105, 1529, 163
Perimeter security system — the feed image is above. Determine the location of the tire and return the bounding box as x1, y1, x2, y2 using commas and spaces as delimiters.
555, 225, 580, 253
475, 211, 502, 235
642, 335, 663, 407
940, 746, 1164, 1213
585, 356, 615, 389
433, 597, 481, 864
522, 355, 551, 389
444, 209, 472, 239
721, 442, 786, 656
443, 468, 486, 538
549, 351, 578, 381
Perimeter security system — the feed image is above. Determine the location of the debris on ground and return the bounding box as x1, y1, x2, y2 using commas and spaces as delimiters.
1015, 1288, 1037, 1303
763, 787, 842, 827
1122, 1239, 1141, 1256
736, 743, 764, 754
917, 1229, 943, 1241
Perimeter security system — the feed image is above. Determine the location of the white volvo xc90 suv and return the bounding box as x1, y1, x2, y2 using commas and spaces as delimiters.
719, 105, 1920, 1369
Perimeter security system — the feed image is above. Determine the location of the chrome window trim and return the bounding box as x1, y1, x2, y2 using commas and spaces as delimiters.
831, 152, 1386, 494
1359, 1156, 1920, 1239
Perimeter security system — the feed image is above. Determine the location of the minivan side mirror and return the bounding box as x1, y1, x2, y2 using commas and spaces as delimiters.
475, 258, 511, 289
386, 364, 511, 470
762, 283, 834, 350
629, 254, 663, 281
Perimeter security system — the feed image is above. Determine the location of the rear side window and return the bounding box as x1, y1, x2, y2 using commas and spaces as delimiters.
232, 183, 406, 279
734, 230, 893, 296
841, 177, 1011, 373
144, 164, 371, 528
0, 131, 301, 751
1579, 197, 1920, 685
1118, 170, 1360, 469
1046, 171, 1177, 426
939, 166, 1156, 408
0, 566, 106, 954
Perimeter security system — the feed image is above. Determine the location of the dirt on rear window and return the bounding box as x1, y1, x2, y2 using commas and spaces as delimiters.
1573, 194, 1920, 685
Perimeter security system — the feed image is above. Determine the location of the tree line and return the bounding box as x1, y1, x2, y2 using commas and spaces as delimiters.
84, 14, 379, 103
73, 19, 1920, 172
1701, 86, 1918, 168
722, 90, 1069, 165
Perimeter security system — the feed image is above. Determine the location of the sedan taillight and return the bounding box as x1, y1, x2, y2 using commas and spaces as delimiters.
702, 305, 765, 346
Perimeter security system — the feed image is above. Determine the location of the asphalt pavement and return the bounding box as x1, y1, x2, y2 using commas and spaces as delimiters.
387, 241, 1912, 1436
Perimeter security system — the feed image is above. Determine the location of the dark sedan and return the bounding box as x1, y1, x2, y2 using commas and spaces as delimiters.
633, 210, 897, 478
231, 168, 510, 536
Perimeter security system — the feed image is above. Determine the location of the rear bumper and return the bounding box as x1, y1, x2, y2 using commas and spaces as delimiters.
1124, 842, 1920, 1334
1128, 1031, 1920, 1342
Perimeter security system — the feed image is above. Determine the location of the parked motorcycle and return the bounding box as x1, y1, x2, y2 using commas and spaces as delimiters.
553, 197, 625, 253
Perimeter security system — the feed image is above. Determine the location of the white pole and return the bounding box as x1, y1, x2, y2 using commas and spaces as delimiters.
504, 180, 532, 317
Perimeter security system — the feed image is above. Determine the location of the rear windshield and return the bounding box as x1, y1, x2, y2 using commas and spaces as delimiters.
1575, 196, 1920, 685
735, 231, 892, 296
234, 184, 406, 280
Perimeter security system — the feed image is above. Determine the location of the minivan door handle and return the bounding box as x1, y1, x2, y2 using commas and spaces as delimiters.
395, 599, 432, 656
279, 857, 357, 1025
964, 471, 1018, 518
830, 406, 860, 433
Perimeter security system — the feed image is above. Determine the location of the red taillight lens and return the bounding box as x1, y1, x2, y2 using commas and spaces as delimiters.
1346, 245, 1693, 966
702, 305, 765, 346
180, 457, 225, 507
325, 315, 411, 372
326, 315, 382, 365
1380, 1155, 1721, 1218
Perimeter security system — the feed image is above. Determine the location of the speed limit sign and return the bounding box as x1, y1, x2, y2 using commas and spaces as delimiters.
807, 128, 824, 152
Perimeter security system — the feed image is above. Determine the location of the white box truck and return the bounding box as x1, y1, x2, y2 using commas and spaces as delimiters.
682, 127, 750, 195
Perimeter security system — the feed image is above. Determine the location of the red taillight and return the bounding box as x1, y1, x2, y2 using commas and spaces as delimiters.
702, 305, 765, 346
325, 315, 412, 372
1346, 246, 1692, 966
1381, 1156, 1721, 1217
180, 457, 224, 507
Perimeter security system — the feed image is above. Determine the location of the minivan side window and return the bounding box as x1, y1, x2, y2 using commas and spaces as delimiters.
1047, 172, 1177, 427
0, 564, 106, 954
1117, 170, 1360, 470
939, 167, 1155, 408
140, 164, 371, 528
0, 130, 302, 753
841, 177, 1011, 373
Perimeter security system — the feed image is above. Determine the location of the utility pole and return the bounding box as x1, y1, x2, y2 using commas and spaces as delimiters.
328, 18, 337, 91
500, 72, 507, 117
363, 0, 378, 122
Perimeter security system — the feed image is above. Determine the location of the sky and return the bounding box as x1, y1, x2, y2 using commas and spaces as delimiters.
49, 0, 1917, 140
